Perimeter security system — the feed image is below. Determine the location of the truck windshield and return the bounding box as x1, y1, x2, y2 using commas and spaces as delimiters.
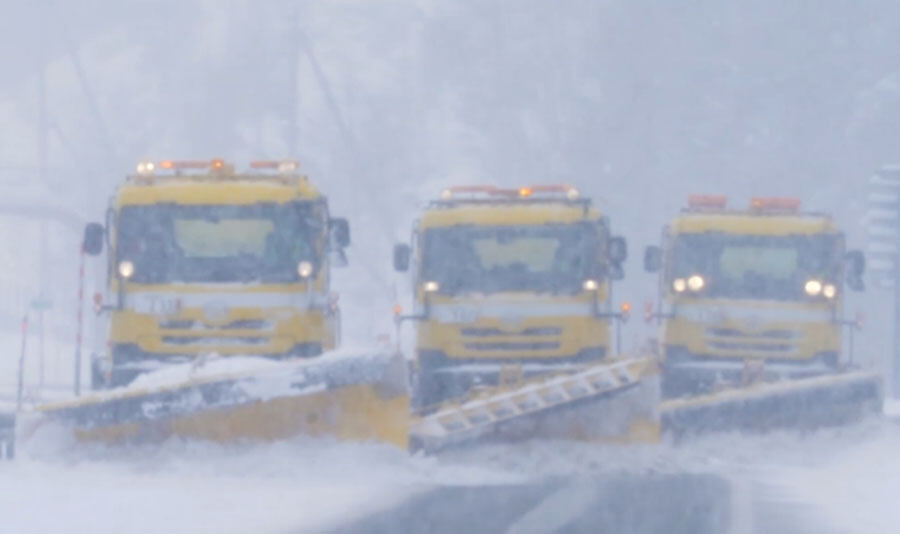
671, 232, 841, 300
117, 202, 323, 283
421, 222, 602, 295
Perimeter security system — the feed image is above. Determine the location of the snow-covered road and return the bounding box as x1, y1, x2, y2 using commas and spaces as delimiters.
2, 418, 899, 533
0, 431, 520, 533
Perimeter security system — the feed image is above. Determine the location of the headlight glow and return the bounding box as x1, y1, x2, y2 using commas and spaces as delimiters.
298, 261, 313, 278
583, 279, 599, 291
687, 274, 705, 292
672, 278, 687, 293
423, 280, 440, 293
135, 161, 155, 175
804, 279, 823, 296
823, 283, 837, 299
118, 260, 135, 279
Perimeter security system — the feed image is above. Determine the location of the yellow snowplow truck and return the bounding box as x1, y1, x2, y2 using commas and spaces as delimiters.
82, 159, 350, 388
16, 178, 650, 455
393, 185, 633, 410
645, 195, 866, 397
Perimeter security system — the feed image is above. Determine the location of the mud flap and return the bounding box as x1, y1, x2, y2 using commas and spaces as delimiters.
661, 370, 883, 439
21, 351, 410, 449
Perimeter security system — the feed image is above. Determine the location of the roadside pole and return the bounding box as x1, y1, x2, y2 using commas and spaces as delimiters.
74, 247, 86, 396
29, 297, 52, 400
16, 315, 29, 413
894, 195, 900, 398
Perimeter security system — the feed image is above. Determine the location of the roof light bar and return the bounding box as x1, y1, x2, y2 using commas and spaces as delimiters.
440, 184, 580, 201
250, 161, 279, 169
529, 184, 576, 194
158, 160, 210, 170
446, 185, 499, 195
687, 194, 728, 210
250, 159, 300, 175
750, 197, 801, 212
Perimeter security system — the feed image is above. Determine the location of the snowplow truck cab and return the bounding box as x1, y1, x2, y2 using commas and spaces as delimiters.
644, 195, 865, 398
82, 159, 350, 388
394, 185, 628, 408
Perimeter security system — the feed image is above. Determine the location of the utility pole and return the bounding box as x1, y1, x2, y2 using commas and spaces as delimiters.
37, 2, 49, 393
286, 4, 299, 155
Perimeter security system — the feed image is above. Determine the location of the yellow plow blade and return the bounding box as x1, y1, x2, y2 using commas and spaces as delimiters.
410, 356, 660, 453
19, 351, 410, 449
661, 369, 882, 438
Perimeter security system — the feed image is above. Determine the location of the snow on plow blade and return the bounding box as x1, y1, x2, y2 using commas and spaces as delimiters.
661, 369, 882, 439
409, 357, 660, 454
19, 351, 410, 448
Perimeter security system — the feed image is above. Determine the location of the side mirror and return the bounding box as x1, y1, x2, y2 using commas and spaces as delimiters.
644, 246, 662, 273
330, 218, 351, 248
845, 250, 865, 292
609, 236, 628, 265
393, 243, 411, 272
83, 223, 105, 256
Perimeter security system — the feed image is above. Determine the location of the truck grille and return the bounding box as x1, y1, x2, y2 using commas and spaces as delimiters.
463, 341, 561, 351
158, 319, 275, 331
161, 336, 271, 346
460, 327, 562, 337
706, 327, 797, 340
705, 327, 800, 354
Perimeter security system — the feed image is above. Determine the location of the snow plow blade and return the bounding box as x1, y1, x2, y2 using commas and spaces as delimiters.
18, 351, 410, 449
660, 369, 882, 439
409, 357, 660, 454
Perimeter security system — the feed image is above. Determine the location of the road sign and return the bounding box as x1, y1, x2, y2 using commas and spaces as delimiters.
866, 168, 900, 284
868, 166, 900, 398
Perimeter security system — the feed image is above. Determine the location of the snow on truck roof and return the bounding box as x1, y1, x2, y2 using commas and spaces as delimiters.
116, 159, 322, 206
421, 185, 602, 227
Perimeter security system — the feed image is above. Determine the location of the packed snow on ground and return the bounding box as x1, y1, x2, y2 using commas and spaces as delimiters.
761, 420, 900, 534
1, 431, 523, 534
4, 414, 900, 533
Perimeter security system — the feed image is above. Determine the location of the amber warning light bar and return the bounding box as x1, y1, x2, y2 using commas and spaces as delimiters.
133, 159, 301, 178
750, 197, 801, 212
440, 184, 580, 201
687, 194, 728, 210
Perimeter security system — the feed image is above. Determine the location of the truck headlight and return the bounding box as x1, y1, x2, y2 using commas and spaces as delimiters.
804, 279, 822, 296
583, 279, 599, 291
118, 260, 135, 279
298, 261, 313, 279
423, 280, 440, 293
687, 274, 705, 292
823, 283, 837, 299
673, 278, 687, 293
135, 161, 155, 176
